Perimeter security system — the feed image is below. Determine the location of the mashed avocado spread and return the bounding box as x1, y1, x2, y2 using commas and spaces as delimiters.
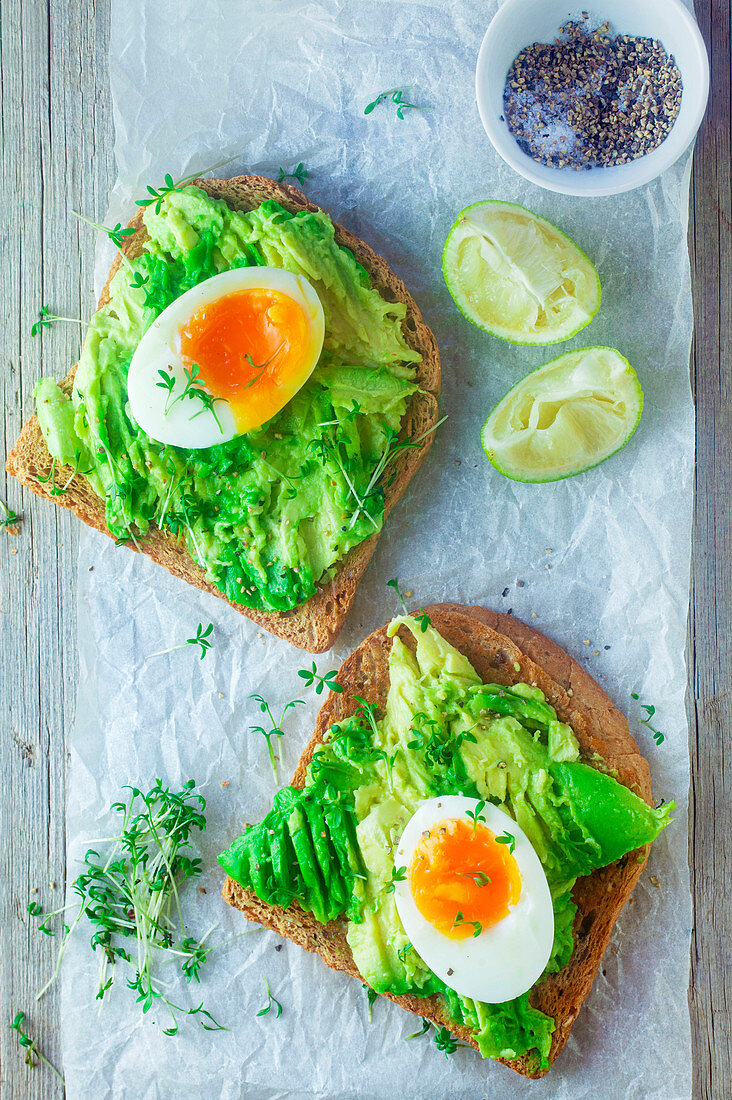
34, 187, 421, 611
218, 617, 672, 1070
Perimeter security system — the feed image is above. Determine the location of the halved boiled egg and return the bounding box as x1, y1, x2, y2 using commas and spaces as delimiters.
393, 796, 554, 1003
127, 267, 325, 448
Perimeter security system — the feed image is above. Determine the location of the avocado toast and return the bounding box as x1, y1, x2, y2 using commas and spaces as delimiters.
220, 604, 671, 1078
6, 175, 440, 652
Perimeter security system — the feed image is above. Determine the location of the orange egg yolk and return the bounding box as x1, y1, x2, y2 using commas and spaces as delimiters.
408, 818, 522, 940
178, 289, 312, 432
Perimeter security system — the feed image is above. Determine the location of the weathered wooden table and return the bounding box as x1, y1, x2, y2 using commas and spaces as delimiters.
1, 1, 729, 1096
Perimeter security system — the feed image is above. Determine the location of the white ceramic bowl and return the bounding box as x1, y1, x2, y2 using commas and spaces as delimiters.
476, 0, 709, 197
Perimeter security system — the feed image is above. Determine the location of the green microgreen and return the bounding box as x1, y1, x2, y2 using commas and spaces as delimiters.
179, 938, 211, 983
297, 662, 343, 695
255, 978, 282, 1018
309, 417, 446, 534
407, 711, 467, 773
386, 865, 407, 894
384, 748, 399, 791
277, 163, 308, 187
465, 800, 487, 836
405, 1017, 431, 1040
174, 363, 227, 431
175, 493, 206, 568
187, 386, 226, 430
256, 453, 304, 501
157, 351, 276, 435
451, 909, 483, 938
339, 695, 397, 785
10, 1012, 64, 1082
406, 731, 425, 751
397, 942, 412, 962
631, 693, 665, 745
155, 369, 176, 403
386, 580, 431, 632
363, 984, 378, 1020
352, 695, 379, 739
31, 779, 227, 1037
346, 416, 447, 531
413, 610, 431, 632
148, 622, 214, 662
36, 458, 78, 497
387, 577, 408, 612
495, 830, 516, 854
129, 272, 150, 290
1, 498, 21, 529
453, 727, 478, 750
457, 871, 492, 888
73, 212, 136, 249
307, 435, 368, 525
407, 711, 440, 746
26, 903, 56, 937
364, 87, 428, 120
134, 155, 242, 215
30, 304, 84, 337
159, 1001, 226, 1038
353, 701, 398, 787
187, 622, 214, 659
243, 344, 286, 390
250, 693, 305, 779
433, 1026, 458, 1056
135, 172, 179, 214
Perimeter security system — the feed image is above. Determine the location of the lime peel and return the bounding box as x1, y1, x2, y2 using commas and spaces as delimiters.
481, 346, 643, 483
443, 200, 601, 346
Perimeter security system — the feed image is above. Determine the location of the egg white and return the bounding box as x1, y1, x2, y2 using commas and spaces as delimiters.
393, 795, 554, 1004
127, 267, 324, 449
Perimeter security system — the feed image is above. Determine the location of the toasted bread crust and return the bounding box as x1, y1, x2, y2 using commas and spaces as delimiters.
223, 605, 652, 1078
6, 176, 440, 652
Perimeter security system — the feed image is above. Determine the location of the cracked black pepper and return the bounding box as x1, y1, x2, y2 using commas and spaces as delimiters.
503, 16, 683, 170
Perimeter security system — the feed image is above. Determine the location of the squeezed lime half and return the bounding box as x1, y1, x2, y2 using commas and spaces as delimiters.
480, 346, 643, 483
443, 201, 601, 345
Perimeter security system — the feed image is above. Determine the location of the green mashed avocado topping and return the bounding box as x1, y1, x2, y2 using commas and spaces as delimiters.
218, 617, 673, 1070
34, 186, 421, 612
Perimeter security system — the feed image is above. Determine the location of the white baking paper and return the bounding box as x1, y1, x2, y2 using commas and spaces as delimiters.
60, 1, 695, 1096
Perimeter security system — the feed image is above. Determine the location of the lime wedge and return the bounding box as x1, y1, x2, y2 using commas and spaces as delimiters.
443, 201, 601, 345
481, 347, 643, 483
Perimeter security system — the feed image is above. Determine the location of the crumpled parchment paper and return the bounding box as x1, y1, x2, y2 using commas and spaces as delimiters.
60, 1, 695, 1096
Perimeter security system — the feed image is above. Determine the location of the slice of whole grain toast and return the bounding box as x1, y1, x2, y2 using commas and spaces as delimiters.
223, 604, 653, 1079
5, 176, 441, 652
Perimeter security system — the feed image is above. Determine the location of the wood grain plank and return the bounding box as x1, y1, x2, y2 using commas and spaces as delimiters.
1, 1, 729, 1098
0, 2, 114, 1097
689, 2, 732, 1097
